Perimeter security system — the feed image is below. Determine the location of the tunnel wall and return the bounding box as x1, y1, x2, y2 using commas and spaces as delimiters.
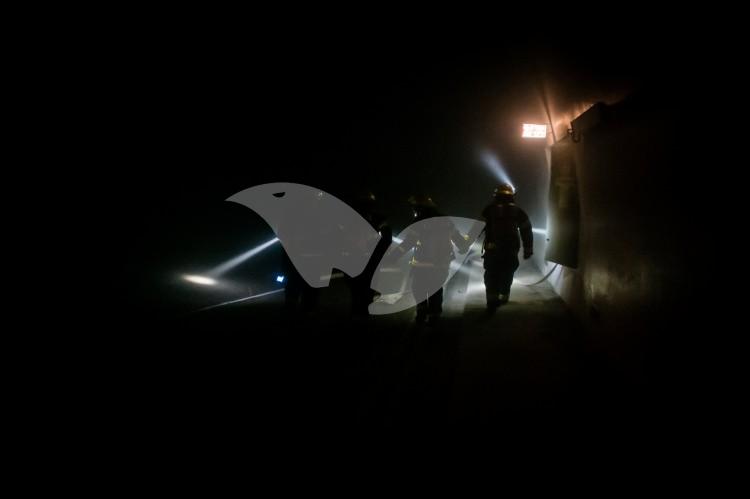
546, 90, 695, 384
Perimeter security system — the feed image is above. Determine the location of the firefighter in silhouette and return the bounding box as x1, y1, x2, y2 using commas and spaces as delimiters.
390, 195, 469, 325
346, 191, 392, 317
481, 184, 533, 311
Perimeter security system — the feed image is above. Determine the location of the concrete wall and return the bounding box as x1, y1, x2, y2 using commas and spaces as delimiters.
546, 90, 697, 385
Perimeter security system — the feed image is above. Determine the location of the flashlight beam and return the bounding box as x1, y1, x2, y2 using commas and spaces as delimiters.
480, 150, 515, 189
208, 237, 280, 277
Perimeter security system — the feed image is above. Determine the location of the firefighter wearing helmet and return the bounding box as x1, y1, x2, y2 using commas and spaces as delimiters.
481, 183, 533, 311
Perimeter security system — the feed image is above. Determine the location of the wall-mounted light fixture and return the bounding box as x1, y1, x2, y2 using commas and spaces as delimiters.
522, 123, 547, 139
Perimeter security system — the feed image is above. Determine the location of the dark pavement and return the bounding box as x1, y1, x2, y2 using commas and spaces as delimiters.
140, 256, 650, 444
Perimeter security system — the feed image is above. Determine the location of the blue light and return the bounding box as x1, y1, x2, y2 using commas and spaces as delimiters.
276, 275, 285, 283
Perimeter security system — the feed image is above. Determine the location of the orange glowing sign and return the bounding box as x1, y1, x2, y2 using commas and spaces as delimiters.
522, 124, 547, 139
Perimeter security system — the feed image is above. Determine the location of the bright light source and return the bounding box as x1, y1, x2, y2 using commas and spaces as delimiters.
532, 228, 547, 235
184, 275, 217, 286
276, 275, 285, 283
522, 124, 547, 139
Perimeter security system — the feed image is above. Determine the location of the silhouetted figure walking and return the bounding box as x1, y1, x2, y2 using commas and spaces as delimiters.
392, 195, 469, 325
481, 184, 533, 311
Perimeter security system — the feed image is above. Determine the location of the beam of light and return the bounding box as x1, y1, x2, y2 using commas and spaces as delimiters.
183, 275, 217, 286
195, 289, 284, 313
532, 228, 547, 235
208, 237, 280, 277
522, 123, 547, 139
480, 150, 515, 189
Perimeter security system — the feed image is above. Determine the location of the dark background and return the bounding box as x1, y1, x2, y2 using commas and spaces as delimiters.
107, 35, 689, 316
61, 16, 741, 458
